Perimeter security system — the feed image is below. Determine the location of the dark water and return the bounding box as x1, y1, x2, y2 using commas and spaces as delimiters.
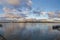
0, 23, 60, 40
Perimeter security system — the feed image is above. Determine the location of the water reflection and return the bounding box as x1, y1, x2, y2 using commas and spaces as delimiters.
0, 23, 60, 40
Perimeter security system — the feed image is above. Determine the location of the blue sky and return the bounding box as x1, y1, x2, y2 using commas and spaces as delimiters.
32, 0, 60, 12
0, 0, 60, 19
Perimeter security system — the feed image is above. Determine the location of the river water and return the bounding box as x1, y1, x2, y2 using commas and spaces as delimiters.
0, 23, 60, 40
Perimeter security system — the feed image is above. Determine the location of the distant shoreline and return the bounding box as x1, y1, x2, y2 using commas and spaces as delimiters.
0, 20, 60, 23
0, 21, 60, 23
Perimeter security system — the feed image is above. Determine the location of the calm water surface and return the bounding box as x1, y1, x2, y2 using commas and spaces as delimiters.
0, 23, 60, 40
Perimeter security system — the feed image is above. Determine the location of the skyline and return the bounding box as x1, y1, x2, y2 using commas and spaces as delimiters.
0, 0, 60, 19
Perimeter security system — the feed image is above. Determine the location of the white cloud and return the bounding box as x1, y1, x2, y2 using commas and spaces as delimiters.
26, 0, 32, 6
0, 0, 33, 19
48, 12, 55, 18
0, 0, 32, 15
6, 0, 20, 6
0, 14, 5, 17
2, 7, 28, 18
0, 0, 32, 7
0, 0, 4, 4
3, 7, 11, 13
48, 11, 60, 18
0, 0, 2, 4
41, 12, 47, 16
0, 0, 32, 14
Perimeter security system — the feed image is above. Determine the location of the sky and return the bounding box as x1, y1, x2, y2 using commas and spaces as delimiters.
0, 0, 60, 19
32, 0, 60, 12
